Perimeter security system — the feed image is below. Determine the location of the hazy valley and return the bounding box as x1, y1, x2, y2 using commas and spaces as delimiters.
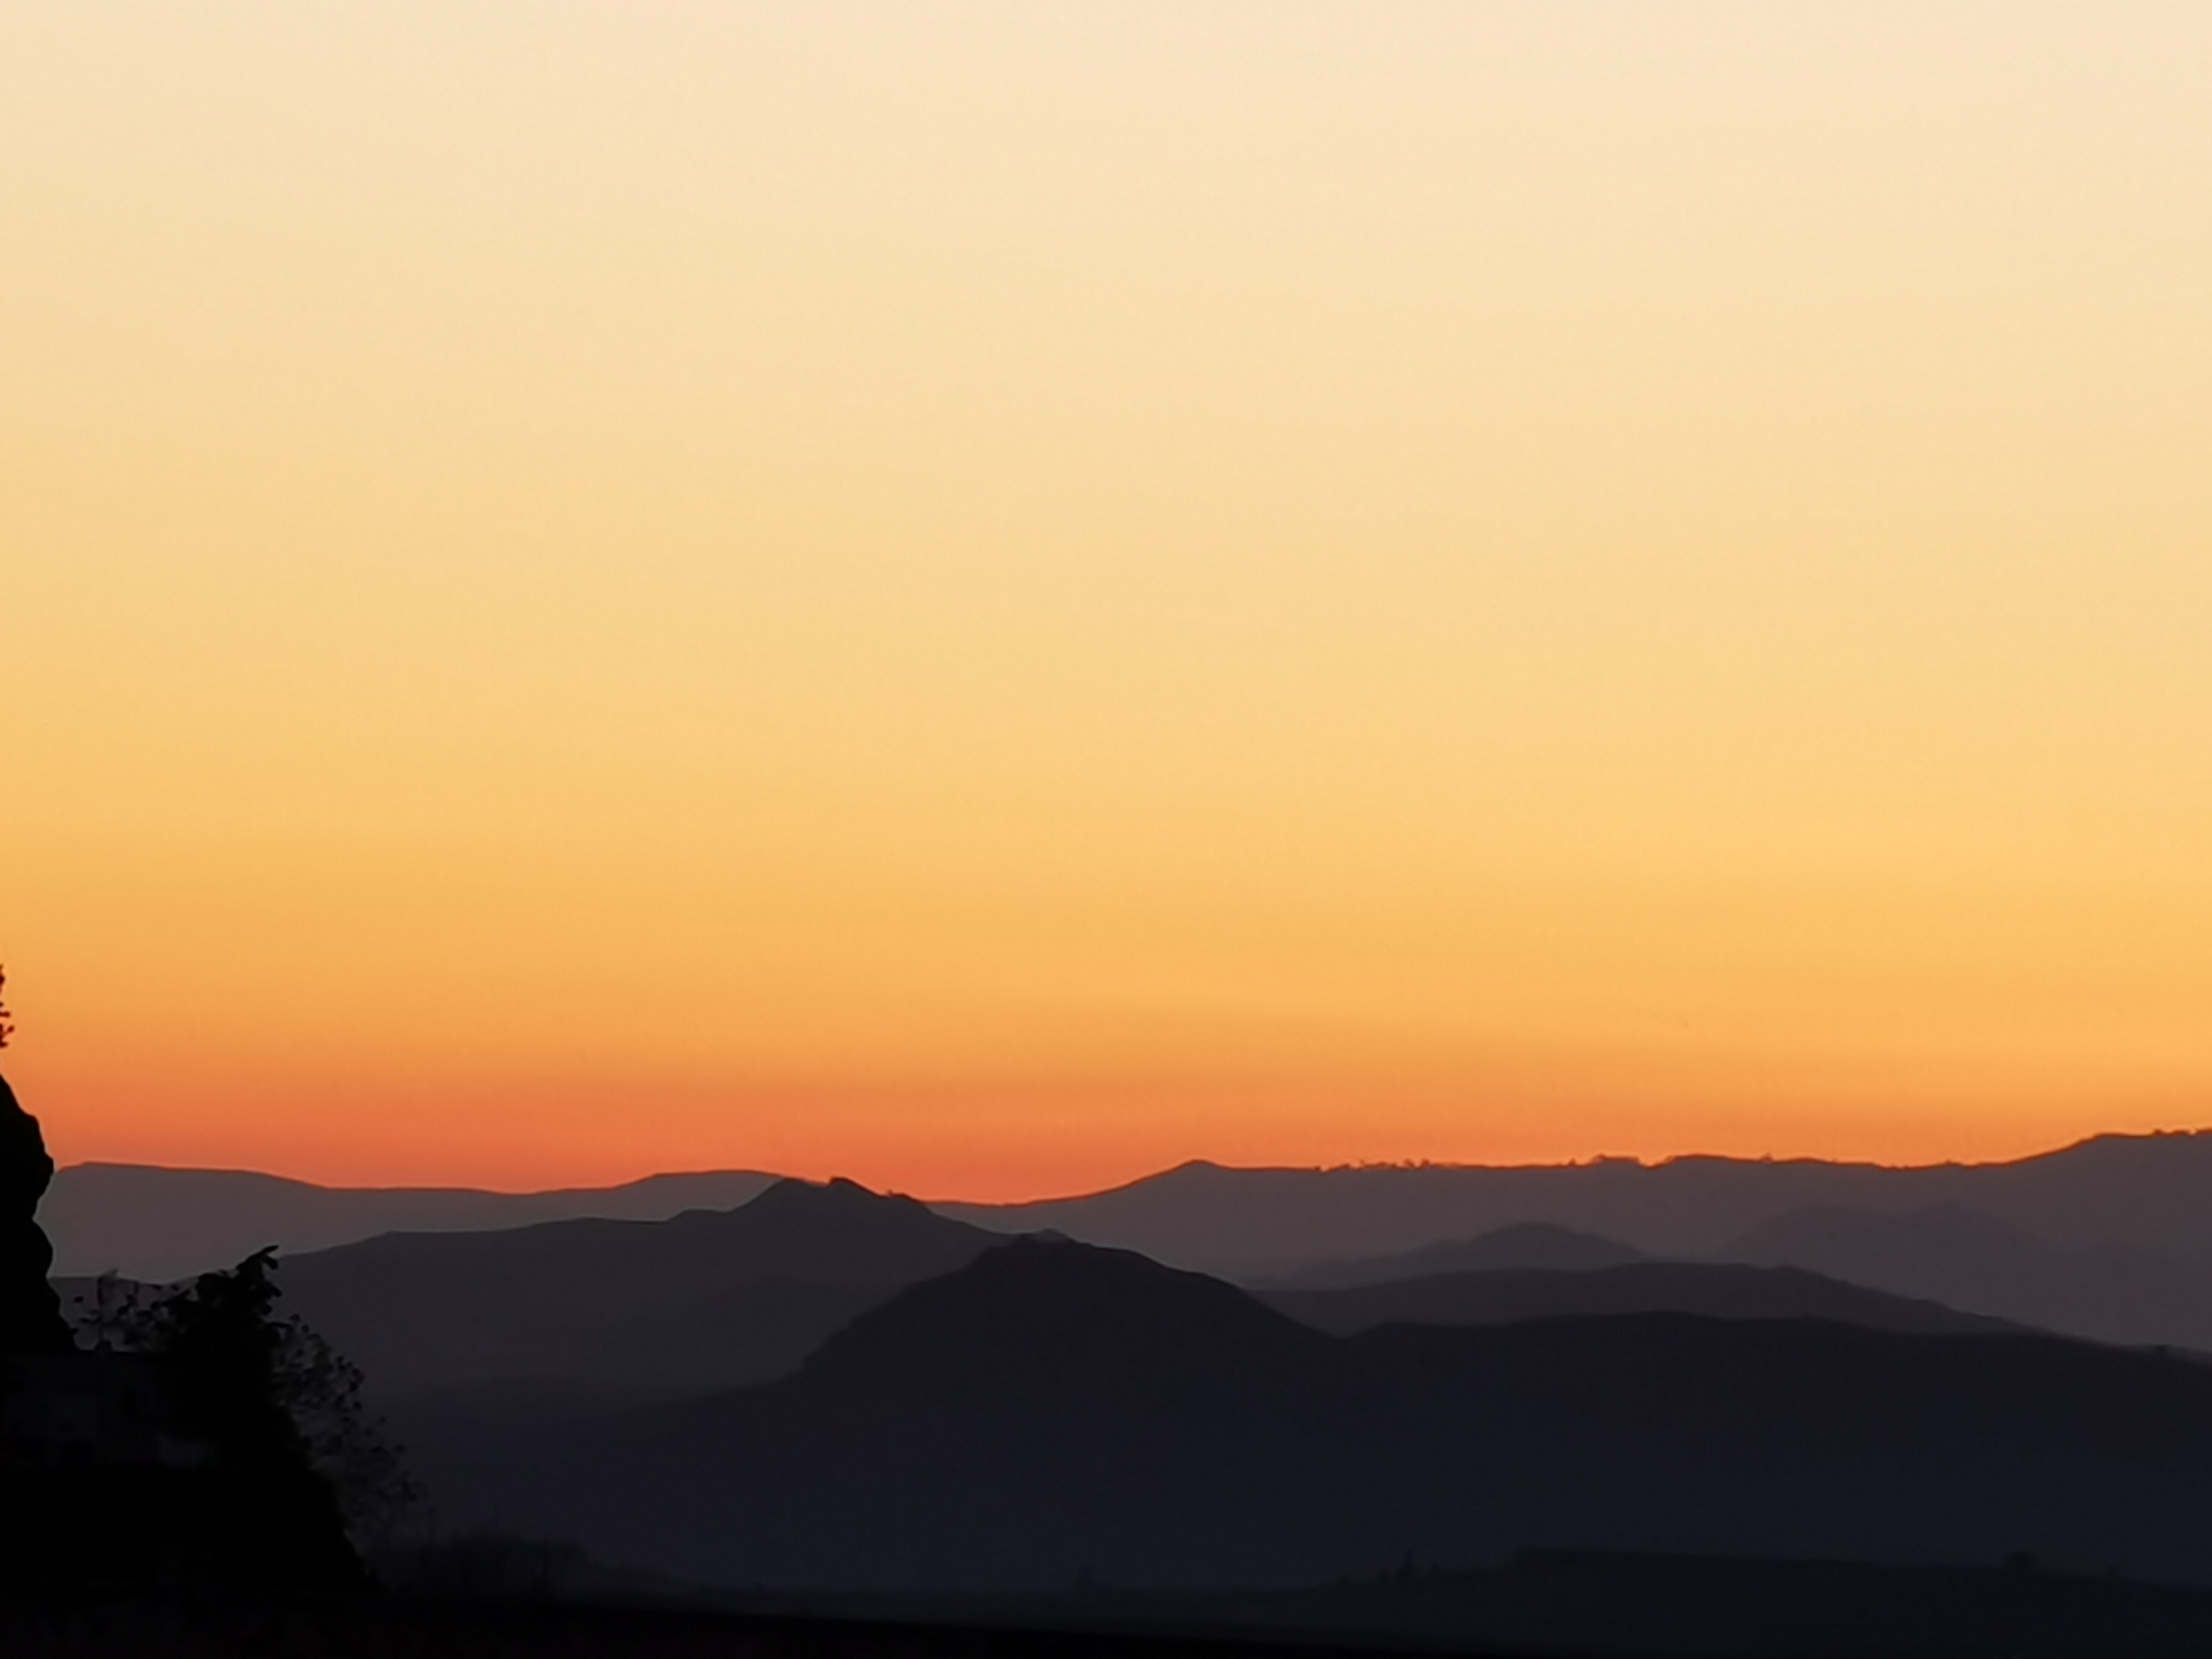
40, 1131, 2212, 1612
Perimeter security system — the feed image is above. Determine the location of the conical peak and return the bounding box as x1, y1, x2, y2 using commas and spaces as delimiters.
801, 1231, 1321, 1392
743, 1175, 922, 1217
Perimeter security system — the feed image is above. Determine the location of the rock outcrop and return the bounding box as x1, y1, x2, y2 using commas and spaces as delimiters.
0, 1073, 73, 1353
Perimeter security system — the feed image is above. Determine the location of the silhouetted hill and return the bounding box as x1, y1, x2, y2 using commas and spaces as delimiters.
1272, 1221, 1645, 1289
417, 1236, 2212, 1594
1262, 1260, 2026, 1338
418, 1239, 1355, 1590
279, 1177, 997, 1407
39, 1164, 782, 1282
1728, 1201, 2212, 1349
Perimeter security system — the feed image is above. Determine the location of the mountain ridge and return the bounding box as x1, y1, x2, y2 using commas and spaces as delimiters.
936, 1131, 2212, 1272
1262, 1260, 2031, 1339
414, 1234, 2212, 1594
41, 1162, 781, 1281
1272, 1220, 1647, 1288
281, 1175, 999, 1404
45, 1131, 2212, 1350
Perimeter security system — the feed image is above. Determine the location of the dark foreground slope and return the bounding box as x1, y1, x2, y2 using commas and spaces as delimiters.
25, 1561, 2212, 1658
0, 1599, 1390, 1659
1156, 1550, 2212, 1656
281, 1178, 996, 1406
425, 1237, 2212, 1594
1263, 1260, 2025, 1338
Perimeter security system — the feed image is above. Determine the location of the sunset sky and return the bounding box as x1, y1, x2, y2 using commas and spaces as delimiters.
4, 3, 2209, 1197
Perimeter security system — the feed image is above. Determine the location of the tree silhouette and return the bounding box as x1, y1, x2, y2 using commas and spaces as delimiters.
0, 964, 13, 1050
133, 1248, 420, 1557
278, 1301, 426, 1549
69, 1269, 155, 1352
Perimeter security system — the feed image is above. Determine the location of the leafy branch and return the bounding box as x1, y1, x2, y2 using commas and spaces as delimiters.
116, 1250, 426, 1550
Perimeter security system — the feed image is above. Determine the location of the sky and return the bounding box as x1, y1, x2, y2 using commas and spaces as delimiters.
4, 2, 2210, 1198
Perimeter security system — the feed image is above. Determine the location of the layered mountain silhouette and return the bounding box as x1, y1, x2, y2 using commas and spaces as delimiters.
1724, 1201, 2212, 1348
415, 1235, 2212, 1594
940, 1132, 2212, 1271
1261, 1260, 2025, 1338
938, 1133, 2212, 1348
261, 1181, 2029, 1418
41, 1163, 780, 1282
276, 1177, 996, 1407
1272, 1221, 1645, 1288
49, 1131, 2212, 1350
30, 1144, 2212, 1656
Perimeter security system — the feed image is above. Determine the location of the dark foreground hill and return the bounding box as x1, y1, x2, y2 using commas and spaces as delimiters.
417, 1236, 2212, 1594
278, 1178, 997, 1407
1262, 1259, 2025, 1338
42, 1163, 780, 1282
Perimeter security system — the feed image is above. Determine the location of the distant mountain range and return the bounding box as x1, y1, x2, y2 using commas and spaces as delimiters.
942, 1132, 2212, 1349
415, 1230, 2212, 1593
1267, 1220, 1647, 1287
1259, 1261, 2026, 1339
44, 1131, 2212, 1350
41, 1163, 779, 1282
1723, 1201, 2212, 1350
940, 1131, 2212, 1272
221, 1185, 2023, 1417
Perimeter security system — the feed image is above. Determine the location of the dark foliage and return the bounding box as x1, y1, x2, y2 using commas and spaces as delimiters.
2, 1252, 381, 1594
132, 1248, 420, 1557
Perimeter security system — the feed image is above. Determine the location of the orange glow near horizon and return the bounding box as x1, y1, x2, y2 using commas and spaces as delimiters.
25, 1064, 2212, 1205
4, 4, 2210, 1199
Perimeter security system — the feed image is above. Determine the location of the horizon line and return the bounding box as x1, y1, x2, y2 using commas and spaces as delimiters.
54, 1122, 2212, 1207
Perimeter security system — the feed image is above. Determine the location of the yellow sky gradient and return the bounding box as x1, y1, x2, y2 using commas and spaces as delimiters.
4, 4, 2209, 1195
